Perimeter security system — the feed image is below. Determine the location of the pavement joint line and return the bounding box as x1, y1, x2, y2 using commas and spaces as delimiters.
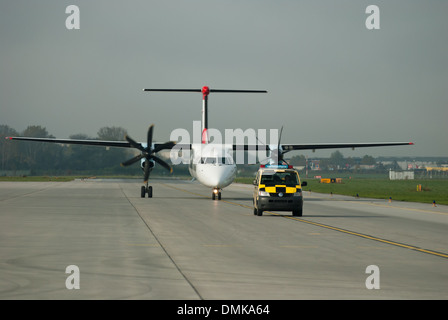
0, 182, 65, 202
162, 182, 448, 260
119, 184, 204, 300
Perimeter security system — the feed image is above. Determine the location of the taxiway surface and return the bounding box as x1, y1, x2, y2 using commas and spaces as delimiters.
1, 179, 447, 299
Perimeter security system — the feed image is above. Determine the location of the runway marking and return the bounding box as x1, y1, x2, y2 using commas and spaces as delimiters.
367, 202, 448, 216
279, 245, 319, 249
307, 193, 448, 215
276, 213, 448, 260
357, 246, 395, 250
161, 182, 448, 260
203, 244, 242, 248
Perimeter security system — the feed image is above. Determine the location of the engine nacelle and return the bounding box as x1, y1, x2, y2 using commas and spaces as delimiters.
140, 159, 155, 170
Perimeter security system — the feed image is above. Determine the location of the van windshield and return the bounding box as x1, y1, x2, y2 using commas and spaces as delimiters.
260, 172, 298, 186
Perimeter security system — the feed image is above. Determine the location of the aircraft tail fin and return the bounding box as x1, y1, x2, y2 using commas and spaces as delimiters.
143, 86, 267, 144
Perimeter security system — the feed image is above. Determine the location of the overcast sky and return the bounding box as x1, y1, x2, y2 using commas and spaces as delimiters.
1, 1, 447, 157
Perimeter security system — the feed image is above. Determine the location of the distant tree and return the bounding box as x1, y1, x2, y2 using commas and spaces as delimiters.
345, 157, 357, 167
97, 126, 127, 141
63, 133, 102, 171
0, 125, 20, 171
361, 155, 376, 165
20, 125, 62, 172
329, 150, 345, 169
1, 124, 140, 175
391, 160, 401, 170
289, 155, 306, 166
96, 126, 132, 170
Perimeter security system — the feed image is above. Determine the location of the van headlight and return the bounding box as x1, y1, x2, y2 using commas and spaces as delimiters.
258, 191, 270, 197
293, 190, 302, 197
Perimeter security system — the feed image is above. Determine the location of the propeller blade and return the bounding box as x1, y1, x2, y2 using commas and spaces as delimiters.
151, 155, 173, 173
277, 126, 284, 163
147, 125, 154, 150
121, 154, 143, 167
125, 135, 145, 151
153, 141, 176, 153
278, 126, 283, 147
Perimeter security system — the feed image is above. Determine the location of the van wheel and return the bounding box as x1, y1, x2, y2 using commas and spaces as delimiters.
292, 208, 303, 217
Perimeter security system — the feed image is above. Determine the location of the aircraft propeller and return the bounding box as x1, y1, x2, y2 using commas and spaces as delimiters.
257, 126, 289, 165
121, 124, 175, 182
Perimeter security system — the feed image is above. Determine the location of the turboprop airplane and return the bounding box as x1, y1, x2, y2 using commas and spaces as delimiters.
6, 85, 414, 200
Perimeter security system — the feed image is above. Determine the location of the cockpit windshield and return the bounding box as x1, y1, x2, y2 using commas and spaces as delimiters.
200, 157, 234, 165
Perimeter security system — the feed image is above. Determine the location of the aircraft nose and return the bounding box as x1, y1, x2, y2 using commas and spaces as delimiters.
198, 164, 236, 188
207, 169, 227, 186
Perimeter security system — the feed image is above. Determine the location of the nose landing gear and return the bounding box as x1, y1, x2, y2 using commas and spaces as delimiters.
212, 188, 221, 200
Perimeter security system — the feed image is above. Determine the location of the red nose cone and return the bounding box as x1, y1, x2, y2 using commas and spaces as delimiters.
202, 86, 210, 98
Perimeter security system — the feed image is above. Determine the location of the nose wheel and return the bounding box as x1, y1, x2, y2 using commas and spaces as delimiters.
141, 183, 153, 198
212, 188, 221, 200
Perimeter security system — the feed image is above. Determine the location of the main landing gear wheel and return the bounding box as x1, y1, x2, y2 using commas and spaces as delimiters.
141, 185, 153, 198
212, 188, 222, 200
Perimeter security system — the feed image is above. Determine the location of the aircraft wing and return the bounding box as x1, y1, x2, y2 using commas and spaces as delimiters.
7, 137, 413, 153
232, 142, 414, 151
5, 136, 175, 151
6, 136, 132, 148
280, 142, 414, 152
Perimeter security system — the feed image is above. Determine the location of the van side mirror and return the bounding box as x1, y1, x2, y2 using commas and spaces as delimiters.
253, 180, 257, 185
301, 181, 307, 187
